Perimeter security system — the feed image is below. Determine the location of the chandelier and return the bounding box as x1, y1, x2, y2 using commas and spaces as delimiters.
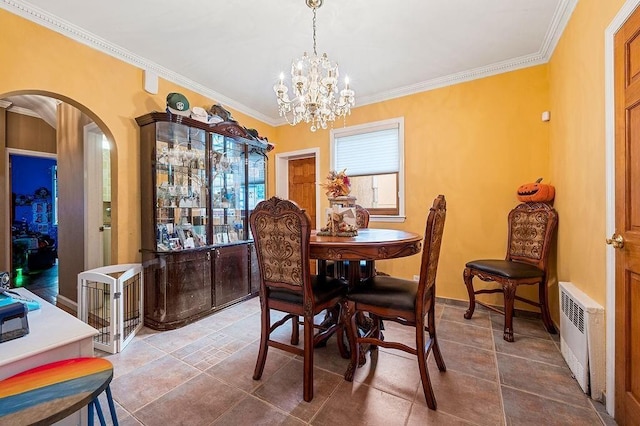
273, 0, 355, 132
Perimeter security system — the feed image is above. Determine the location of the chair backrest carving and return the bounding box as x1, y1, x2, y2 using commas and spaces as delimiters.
250, 197, 311, 291
354, 205, 370, 229
506, 202, 558, 269
416, 195, 447, 304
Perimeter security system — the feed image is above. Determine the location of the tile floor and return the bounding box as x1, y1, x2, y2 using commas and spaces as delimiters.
85, 297, 617, 426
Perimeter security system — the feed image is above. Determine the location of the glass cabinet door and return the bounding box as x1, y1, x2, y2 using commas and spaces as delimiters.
155, 122, 208, 251
246, 147, 267, 240
211, 134, 245, 243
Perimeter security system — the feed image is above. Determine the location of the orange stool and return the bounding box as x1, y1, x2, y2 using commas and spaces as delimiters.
0, 357, 118, 425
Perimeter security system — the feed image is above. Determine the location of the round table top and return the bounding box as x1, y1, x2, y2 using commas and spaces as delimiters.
310, 228, 422, 261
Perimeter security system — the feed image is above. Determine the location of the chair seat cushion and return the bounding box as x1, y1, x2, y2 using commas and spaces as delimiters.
347, 275, 423, 311
270, 275, 346, 305
465, 259, 544, 279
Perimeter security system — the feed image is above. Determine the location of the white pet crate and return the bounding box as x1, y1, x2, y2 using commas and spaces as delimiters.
559, 281, 605, 400
78, 263, 144, 353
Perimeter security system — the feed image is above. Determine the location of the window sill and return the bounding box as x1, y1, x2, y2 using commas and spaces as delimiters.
370, 215, 406, 223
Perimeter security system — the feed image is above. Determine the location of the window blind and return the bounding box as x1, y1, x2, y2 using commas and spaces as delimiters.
335, 127, 399, 176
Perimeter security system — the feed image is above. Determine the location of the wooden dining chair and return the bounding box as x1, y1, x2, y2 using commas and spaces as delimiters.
342, 195, 447, 410
463, 202, 558, 342
250, 197, 348, 402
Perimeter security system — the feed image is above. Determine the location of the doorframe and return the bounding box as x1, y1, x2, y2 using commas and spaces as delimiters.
275, 148, 321, 229
4, 147, 58, 274
604, 0, 640, 416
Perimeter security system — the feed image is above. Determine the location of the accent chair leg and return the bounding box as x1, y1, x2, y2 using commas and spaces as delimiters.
503, 282, 517, 342
539, 277, 557, 334
463, 268, 476, 320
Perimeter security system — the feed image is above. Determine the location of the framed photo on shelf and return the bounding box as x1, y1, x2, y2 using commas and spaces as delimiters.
177, 223, 201, 248
169, 238, 182, 250
214, 224, 230, 244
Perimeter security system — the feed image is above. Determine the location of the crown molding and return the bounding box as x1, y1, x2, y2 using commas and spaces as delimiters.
356, 52, 548, 109
0, 0, 279, 126
3, 0, 576, 129
539, 0, 578, 57
356, 0, 577, 109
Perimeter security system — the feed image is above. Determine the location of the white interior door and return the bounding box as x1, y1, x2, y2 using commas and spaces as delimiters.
84, 123, 104, 270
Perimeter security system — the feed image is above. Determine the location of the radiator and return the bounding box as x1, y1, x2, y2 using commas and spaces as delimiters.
559, 281, 605, 400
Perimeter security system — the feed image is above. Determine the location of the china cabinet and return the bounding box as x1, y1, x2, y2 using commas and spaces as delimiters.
136, 112, 268, 329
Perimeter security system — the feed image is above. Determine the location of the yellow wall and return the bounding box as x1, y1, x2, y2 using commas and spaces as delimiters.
548, 0, 625, 312
274, 65, 551, 306
1, 0, 629, 317
0, 10, 274, 299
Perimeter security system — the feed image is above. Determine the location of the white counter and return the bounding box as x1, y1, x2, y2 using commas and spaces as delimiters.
0, 288, 98, 380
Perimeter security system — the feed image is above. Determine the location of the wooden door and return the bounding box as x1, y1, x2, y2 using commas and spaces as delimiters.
288, 157, 317, 227
614, 9, 640, 424
288, 157, 317, 273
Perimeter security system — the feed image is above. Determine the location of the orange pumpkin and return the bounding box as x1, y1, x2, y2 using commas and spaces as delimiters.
517, 178, 555, 202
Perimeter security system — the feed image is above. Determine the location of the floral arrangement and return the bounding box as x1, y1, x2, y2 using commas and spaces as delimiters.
321, 169, 351, 198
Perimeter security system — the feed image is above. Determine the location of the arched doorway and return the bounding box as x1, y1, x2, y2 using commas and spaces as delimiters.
1, 91, 116, 310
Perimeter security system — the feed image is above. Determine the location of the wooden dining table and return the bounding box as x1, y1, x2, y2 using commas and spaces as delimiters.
309, 228, 423, 357
310, 228, 423, 287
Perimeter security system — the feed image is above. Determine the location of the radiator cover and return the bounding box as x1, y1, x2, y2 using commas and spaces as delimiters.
559, 281, 605, 400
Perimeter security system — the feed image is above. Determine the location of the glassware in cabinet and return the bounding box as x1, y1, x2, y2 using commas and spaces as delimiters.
155, 122, 209, 251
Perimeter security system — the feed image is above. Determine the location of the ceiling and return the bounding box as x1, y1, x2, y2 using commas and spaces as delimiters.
1, 0, 576, 126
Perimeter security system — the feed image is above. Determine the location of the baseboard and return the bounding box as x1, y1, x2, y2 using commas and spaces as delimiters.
56, 294, 78, 315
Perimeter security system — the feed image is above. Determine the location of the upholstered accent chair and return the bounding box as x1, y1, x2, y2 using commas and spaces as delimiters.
463, 202, 558, 342
250, 197, 347, 402
342, 195, 447, 410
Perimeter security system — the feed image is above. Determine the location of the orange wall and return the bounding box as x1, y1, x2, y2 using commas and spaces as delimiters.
274, 65, 551, 306
548, 0, 625, 311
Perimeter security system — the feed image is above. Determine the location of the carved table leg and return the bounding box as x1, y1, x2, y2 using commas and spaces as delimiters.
343, 301, 358, 382
463, 268, 476, 320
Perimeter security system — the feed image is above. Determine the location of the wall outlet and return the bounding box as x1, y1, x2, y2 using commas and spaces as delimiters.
413, 275, 420, 282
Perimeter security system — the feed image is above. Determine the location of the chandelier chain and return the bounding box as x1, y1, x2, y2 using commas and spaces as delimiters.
312, 7, 317, 56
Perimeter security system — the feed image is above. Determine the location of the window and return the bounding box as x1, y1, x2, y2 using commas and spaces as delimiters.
331, 118, 404, 219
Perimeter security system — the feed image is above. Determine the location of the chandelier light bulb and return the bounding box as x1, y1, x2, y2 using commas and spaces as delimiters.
274, 0, 355, 132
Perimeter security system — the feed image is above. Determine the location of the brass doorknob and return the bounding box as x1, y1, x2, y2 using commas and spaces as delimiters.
606, 233, 624, 249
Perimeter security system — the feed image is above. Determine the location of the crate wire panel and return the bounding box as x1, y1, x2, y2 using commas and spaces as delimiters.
77, 263, 144, 353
